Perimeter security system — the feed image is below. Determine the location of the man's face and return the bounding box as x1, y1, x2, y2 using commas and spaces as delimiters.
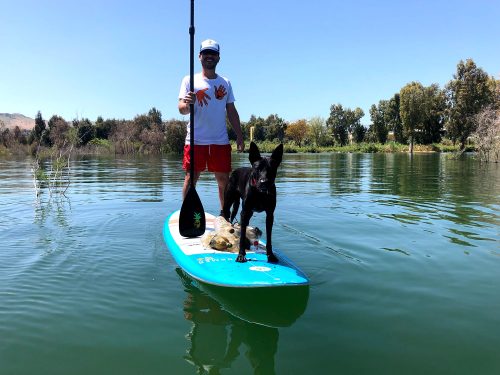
200, 50, 220, 70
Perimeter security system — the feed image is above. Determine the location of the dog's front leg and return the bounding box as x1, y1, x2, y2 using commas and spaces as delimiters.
236, 210, 252, 263
265, 211, 278, 263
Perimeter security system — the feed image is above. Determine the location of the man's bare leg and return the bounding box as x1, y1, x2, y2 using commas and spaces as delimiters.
214, 172, 229, 210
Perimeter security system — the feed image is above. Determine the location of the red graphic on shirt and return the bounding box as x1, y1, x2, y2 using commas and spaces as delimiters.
214, 85, 227, 100
196, 88, 211, 106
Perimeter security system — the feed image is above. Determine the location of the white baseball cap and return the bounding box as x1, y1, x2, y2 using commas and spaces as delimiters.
200, 39, 220, 53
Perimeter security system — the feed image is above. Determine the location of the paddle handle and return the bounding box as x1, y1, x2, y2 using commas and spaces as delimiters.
189, 0, 195, 188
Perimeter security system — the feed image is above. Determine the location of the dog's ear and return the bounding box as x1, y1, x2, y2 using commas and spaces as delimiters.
270, 144, 283, 168
249, 141, 261, 165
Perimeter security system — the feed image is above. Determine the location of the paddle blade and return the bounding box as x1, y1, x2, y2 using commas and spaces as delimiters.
179, 186, 206, 237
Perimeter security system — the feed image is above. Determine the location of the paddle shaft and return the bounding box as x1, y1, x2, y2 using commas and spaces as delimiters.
178, 0, 205, 238
189, 0, 195, 187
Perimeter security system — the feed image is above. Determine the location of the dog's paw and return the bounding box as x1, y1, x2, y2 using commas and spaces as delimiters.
267, 253, 279, 263
235, 254, 247, 263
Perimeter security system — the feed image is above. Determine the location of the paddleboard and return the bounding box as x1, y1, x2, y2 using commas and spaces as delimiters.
164, 210, 309, 288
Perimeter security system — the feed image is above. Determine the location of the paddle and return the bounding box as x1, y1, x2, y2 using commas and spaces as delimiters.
179, 0, 206, 237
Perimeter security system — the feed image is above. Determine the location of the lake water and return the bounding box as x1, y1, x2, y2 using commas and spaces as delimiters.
1, 152, 499, 375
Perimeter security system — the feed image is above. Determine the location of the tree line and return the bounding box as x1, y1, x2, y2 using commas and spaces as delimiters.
0, 108, 188, 155
239, 59, 498, 154
1, 58, 498, 155
322, 59, 498, 151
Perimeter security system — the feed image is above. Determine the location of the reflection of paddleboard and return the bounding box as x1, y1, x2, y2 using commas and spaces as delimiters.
164, 210, 309, 288
177, 268, 309, 328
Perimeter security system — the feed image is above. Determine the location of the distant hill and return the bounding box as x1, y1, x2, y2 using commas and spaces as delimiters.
0, 113, 35, 131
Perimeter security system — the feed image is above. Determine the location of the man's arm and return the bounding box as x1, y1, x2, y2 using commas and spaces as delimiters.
178, 92, 194, 115
226, 102, 244, 152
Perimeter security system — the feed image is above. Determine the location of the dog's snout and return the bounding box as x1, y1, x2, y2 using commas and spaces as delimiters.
257, 178, 269, 192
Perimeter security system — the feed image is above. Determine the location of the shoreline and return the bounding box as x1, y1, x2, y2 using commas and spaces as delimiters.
0, 141, 471, 158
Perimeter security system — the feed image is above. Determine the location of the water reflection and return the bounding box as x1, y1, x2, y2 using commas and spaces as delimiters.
67, 155, 182, 202
324, 153, 498, 224
276, 152, 498, 255
34, 196, 71, 229
177, 269, 309, 375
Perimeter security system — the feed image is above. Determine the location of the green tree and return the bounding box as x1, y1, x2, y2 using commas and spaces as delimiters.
95, 117, 117, 139
30, 111, 47, 145
264, 114, 287, 142
385, 94, 404, 143
326, 104, 348, 146
369, 102, 388, 143
164, 119, 187, 153
308, 117, 330, 146
73, 118, 94, 146
400, 81, 425, 153
419, 84, 446, 144
351, 123, 366, 143
445, 59, 497, 150
346, 107, 365, 143
95, 116, 104, 136
148, 107, 162, 127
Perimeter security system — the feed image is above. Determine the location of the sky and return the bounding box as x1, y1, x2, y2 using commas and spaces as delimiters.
1, 0, 499, 125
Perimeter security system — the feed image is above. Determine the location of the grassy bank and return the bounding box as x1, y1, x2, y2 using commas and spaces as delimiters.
236, 141, 468, 154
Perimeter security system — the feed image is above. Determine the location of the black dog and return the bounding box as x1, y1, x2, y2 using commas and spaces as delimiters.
222, 142, 283, 263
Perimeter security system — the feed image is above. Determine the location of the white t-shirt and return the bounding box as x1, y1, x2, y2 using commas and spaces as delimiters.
179, 73, 235, 145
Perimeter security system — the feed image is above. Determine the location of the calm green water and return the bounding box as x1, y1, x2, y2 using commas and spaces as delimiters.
1, 153, 499, 375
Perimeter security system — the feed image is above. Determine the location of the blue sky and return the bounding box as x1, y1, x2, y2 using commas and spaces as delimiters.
1, 0, 499, 125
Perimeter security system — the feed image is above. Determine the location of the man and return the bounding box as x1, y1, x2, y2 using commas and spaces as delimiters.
178, 39, 244, 212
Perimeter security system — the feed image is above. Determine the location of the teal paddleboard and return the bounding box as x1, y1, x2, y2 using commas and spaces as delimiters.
164, 210, 309, 288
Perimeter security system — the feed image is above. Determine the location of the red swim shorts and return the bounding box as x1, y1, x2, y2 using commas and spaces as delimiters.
183, 144, 232, 173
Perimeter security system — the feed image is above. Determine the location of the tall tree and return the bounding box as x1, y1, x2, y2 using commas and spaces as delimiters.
30, 111, 46, 145
369, 101, 388, 143
419, 84, 446, 144
445, 59, 496, 149
400, 82, 425, 153
326, 104, 348, 146
385, 94, 404, 143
